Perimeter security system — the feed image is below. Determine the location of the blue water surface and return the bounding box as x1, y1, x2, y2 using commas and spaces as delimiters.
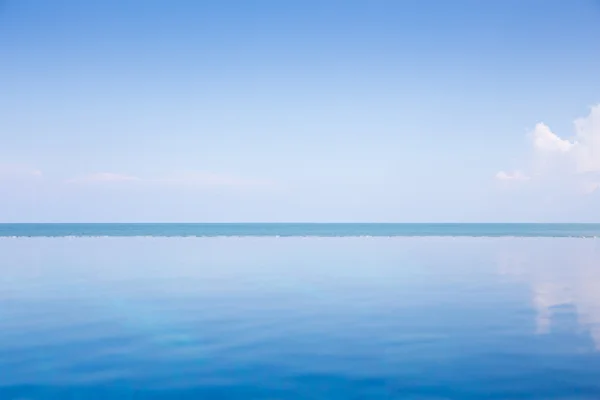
1, 236, 600, 399
1, 223, 600, 237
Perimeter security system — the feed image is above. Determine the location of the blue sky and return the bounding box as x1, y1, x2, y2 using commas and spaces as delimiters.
1, 0, 599, 222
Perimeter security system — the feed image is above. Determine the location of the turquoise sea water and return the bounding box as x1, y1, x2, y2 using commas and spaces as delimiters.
1, 223, 600, 237
2, 226, 600, 398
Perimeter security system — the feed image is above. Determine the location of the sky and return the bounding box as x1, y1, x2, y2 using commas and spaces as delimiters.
1, 0, 600, 222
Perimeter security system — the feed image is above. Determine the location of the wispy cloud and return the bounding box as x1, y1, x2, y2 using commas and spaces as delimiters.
497, 104, 600, 194
155, 171, 273, 187
66, 171, 273, 187
581, 181, 600, 195
66, 172, 141, 184
0, 164, 42, 180
495, 170, 529, 182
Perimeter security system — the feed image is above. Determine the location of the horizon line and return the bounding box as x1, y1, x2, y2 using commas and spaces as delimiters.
2, 222, 600, 225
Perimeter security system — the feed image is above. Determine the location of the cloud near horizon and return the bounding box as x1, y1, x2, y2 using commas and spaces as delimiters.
497, 104, 600, 194
66, 172, 140, 184
0, 164, 42, 180
154, 171, 273, 187
495, 170, 529, 182
66, 171, 272, 187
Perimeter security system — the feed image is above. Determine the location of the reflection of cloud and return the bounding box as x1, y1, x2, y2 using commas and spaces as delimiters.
571, 268, 600, 347
497, 240, 600, 349
531, 282, 572, 335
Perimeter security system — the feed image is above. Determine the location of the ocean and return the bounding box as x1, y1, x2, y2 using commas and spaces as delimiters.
1, 222, 600, 238
1, 224, 600, 399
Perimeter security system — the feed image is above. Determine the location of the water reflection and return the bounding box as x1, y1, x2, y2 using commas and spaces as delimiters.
2, 237, 600, 398
497, 239, 600, 349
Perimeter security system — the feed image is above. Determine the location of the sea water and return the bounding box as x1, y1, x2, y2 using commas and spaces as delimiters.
1, 222, 600, 238
1, 225, 600, 399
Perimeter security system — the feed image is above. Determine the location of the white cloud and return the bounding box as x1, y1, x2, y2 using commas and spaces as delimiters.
0, 164, 42, 180
497, 104, 600, 193
496, 170, 529, 181
531, 122, 574, 153
573, 106, 600, 173
67, 172, 140, 184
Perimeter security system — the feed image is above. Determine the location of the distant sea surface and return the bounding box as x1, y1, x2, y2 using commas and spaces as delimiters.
1, 222, 600, 237
2, 225, 600, 398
